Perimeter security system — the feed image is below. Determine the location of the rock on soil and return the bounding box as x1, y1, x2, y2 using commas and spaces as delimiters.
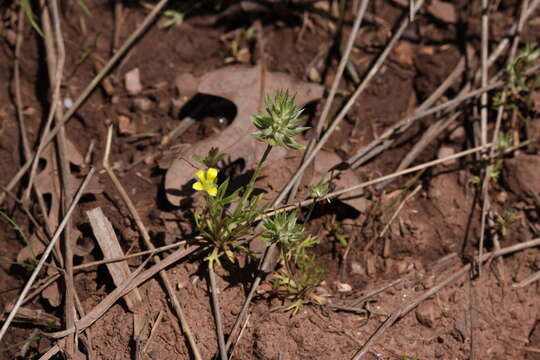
415, 300, 442, 328
504, 155, 540, 207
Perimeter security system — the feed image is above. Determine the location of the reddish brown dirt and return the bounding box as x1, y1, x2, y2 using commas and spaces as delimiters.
1, 1, 540, 359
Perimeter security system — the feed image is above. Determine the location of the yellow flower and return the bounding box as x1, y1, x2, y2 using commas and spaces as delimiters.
192, 168, 218, 196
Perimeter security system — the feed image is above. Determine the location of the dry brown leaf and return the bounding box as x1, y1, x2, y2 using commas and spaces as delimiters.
164, 65, 323, 206
16, 233, 46, 264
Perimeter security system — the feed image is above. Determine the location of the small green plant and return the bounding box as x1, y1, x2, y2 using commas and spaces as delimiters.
191, 90, 320, 311
495, 208, 516, 238
261, 210, 324, 313
323, 216, 349, 248
493, 41, 540, 146
488, 132, 512, 182
308, 177, 330, 202
222, 27, 255, 64
22, 0, 44, 37
160, 10, 184, 29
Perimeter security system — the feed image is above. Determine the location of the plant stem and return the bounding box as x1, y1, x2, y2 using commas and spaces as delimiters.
245, 144, 272, 196
209, 266, 227, 360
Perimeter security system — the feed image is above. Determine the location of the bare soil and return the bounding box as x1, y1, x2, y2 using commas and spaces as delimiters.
1, 1, 540, 359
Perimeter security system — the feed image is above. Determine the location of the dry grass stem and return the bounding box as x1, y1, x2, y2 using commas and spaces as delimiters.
365, 184, 422, 252
142, 310, 164, 354
13, 5, 30, 159
512, 270, 540, 288
209, 267, 227, 360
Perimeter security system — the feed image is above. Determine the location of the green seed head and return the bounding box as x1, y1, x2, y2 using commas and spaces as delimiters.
252, 89, 309, 150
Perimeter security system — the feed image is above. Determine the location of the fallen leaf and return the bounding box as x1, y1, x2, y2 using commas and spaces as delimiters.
164, 65, 323, 206
16, 233, 46, 264
42, 267, 61, 307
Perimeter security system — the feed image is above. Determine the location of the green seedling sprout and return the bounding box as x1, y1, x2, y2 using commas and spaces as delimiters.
160, 10, 184, 29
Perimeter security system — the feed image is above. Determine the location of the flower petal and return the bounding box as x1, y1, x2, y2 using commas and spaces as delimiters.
207, 187, 218, 197
193, 182, 204, 191
195, 169, 205, 182
206, 168, 218, 182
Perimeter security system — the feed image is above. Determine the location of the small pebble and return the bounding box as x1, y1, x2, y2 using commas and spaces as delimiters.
63, 97, 74, 109
336, 281, 352, 293
437, 146, 457, 165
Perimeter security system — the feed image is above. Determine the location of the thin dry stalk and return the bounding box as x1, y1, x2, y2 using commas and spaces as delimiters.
365, 184, 421, 252
0, 0, 169, 207
142, 310, 164, 354
23, 0, 65, 203
0, 168, 95, 343
228, 314, 250, 359
102, 126, 202, 360
480, 0, 489, 148
208, 267, 227, 360
478, 0, 490, 277
375, 110, 460, 190
37, 342, 62, 360
512, 270, 540, 288
352, 236, 540, 359
262, 142, 494, 219
349, 278, 403, 308
39, 1, 78, 354
13, 5, 31, 159
348, 79, 501, 168
260, 138, 534, 220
